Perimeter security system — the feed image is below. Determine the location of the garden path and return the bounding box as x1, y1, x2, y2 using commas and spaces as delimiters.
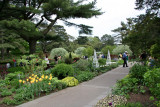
17, 63, 134, 107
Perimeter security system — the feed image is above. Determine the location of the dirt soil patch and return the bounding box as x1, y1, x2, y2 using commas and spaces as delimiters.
128, 87, 158, 107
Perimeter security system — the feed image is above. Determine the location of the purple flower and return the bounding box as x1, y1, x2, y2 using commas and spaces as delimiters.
109, 102, 112, 106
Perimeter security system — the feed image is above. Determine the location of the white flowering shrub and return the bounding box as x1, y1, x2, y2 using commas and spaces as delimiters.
75, 47, 86, 56
112, 45, 132, 55
50, 48, 68, 59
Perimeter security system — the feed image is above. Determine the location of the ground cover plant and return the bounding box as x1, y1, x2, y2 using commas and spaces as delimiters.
107, 64, 160, 107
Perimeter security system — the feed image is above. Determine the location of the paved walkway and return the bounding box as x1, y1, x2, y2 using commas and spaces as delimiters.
17, 63, 132, 107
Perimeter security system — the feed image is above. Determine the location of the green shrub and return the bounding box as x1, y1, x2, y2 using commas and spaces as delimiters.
44, 69, 52, 75
144, 68, 160, 100
117, 59, 123, 65
74, 59, 89, 71
75, 71, 95, 83
65, 57, 73, 64
51, 64, 74, 79
117, 102, 143, 107
5, 73, 17, 81
99, 65, 111, 72
10, 79, 19, 88
1, 89, 12, 97
110, 63, 118, 69
129, 64, 147, 84
112, 76, 139, 95
5, 72, 25, 82
1, 97, 15, 105
75, 47, 86, 56
7, 67, 24, 73
98, 58, 106, 65
62, 77, 79, 87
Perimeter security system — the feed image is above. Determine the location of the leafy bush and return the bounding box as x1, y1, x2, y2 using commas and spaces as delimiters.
62, 77, 79, 87
150, 43, 160, 59
1, 97, 15, 105
144, 68, 160, 100
50, 48, 68, 59
101, 45, 116, 55
7, 67, 24, 73
75, 71, 95, 83
17, 55, 47, 73
5, 72, 25, 82
1, 89, 12, 97
10, 79, 20, 88
112, 76, 139, 95
129, 64, 148, 84
98, 58, 106, 65
74, 59, 89, 71
51, 64, 74, 79
110, 63, 118, 69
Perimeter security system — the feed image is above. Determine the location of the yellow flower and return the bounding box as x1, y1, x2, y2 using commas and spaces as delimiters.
26, 79, 29, 82
36, 80, 38, 83
30, 81, 34, 84
41, 75, 44, 79
19, 80, 22, 83
48, 82, 51, 85
29, 76, 32, 79
32, 74, 34, 77
50, 74, 52, 76
23, 80, 25, 84
45, 76, 48, 79
34, 75, 37, 78
39, 78, 42, 82
37, 77, 39, 79
49, 76, 52, 80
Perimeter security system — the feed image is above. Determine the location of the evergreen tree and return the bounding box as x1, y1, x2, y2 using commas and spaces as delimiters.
0, 0, 103, 54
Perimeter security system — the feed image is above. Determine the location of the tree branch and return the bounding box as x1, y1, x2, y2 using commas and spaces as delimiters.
35, 15, 44, 28
42, 16, 59, 35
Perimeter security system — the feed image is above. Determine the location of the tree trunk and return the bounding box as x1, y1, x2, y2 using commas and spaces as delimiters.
1, 48, 5, 60
29, 40, 37, 54
6, 48, 10, 56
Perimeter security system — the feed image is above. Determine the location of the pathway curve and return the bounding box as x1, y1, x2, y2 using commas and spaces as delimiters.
17, 63, 133, 107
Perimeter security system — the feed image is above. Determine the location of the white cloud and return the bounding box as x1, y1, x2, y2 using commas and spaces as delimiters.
58, 0, 145, 39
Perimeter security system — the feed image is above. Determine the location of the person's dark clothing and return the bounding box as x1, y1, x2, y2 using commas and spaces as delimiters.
140, 53, 147, 60
123, 53, 128, 67
54, 56, 58, 61
140, 52, 147, 65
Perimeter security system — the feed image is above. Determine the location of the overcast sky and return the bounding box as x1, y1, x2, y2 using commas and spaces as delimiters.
57, 0, 145, 39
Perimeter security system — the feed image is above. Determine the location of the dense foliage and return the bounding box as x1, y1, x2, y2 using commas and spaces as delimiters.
51, 63, 74, 79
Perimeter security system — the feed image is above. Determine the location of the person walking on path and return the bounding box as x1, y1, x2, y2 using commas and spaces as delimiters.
45, 55, 50, 69
122, 51, 128, 67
